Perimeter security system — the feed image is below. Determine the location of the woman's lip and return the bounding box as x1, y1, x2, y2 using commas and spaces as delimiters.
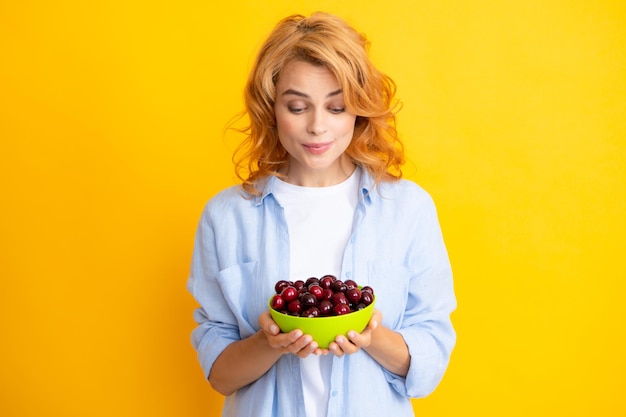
303, 142, 332, 155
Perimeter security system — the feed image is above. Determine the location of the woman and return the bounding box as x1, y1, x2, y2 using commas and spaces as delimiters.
188, 12, 456, 417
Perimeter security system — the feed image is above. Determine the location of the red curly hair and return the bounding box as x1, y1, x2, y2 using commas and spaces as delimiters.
231, 12, 405, 195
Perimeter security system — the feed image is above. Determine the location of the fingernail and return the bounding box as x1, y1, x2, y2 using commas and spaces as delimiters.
347, 331, 356, 339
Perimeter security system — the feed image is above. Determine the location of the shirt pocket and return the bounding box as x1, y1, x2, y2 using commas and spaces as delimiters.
216, 261, 266, 339
366, 261, 412, 329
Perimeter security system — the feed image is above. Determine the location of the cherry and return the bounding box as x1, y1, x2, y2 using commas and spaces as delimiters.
293, 280, 305, 291
361, 286, 374, 295
305, 277, 320, 287
281, 286, 298, 302
287, 299, 302, 314
300, 292, 317, 308
274, 280, 291, 294
321, 288, 334, 301
346, 287, 362, 304
308, 284, 324, 300
344, 279, 358, 290
270, 294, 285, 310
302, 307, 320, 318
360, 291, 374, 306
331, 292, 348, 306
318, 300, 333, 316
319, 275, 335, 289
333, 304, 351, 315
330, 280, 347, 293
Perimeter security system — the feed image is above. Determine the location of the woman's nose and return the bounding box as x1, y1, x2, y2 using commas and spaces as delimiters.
307, 110, 328, 135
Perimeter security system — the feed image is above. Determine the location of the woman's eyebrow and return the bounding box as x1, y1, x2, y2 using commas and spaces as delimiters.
281, 88, 343, 98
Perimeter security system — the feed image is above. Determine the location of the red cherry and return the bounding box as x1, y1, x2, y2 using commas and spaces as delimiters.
360, 291, 374, 306
300, 292, 317, 308
319, 275, 335, 289
270, 294, 285, 310
308, 284, 324, 300
361, 286, 374, 295
346, 287, 362, 304
302, 307, 320, 317
318, 300, 333, 315
274, 280, 291, 294
330, 280, 347, 293
287, 299, 302, 314
305, 277, 320, 287
331, 292, 348, 306
281, 286, 298, 302
344, 279, 358, 290
333, 304, 351, 315
322, 288, 333, 301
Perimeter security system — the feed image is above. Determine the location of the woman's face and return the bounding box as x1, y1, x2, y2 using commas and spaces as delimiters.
274, 60, 357, 187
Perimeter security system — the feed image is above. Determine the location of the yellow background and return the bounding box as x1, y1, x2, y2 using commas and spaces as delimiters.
1, 0, 625, 415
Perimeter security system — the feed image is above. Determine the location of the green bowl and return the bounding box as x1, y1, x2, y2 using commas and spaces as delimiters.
268, 296, 375, 349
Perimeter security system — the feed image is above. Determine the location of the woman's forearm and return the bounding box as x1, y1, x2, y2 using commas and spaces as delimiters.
208, 330, 282, 396
364, 325, 410, 377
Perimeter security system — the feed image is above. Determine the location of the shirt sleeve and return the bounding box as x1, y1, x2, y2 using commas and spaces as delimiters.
186, 202, 240, 380
384, 190, 457, 398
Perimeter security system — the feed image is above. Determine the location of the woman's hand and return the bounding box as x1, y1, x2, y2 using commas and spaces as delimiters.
327, 309, 409, 376
258, 310, 321, 358
327, 309, 382, 356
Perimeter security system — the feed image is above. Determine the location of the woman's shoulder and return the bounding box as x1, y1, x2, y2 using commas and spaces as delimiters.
210, 183, 247, 200
202, 184, 253, 216
370, 178, 441, 227
377, 177, 435, 205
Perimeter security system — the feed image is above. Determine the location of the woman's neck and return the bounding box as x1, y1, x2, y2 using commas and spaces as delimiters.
281, 158, 356, 187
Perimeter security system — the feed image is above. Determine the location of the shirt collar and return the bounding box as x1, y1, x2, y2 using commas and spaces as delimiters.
254, 175, 277, 207
358, 167, 375, 205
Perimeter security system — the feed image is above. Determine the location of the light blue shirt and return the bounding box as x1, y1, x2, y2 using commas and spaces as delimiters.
187, 168, 456, 417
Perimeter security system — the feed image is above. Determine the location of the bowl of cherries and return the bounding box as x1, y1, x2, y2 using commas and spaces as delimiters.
268, 275, 375, 349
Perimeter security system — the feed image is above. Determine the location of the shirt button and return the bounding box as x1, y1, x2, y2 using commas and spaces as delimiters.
345, 272, 352, 279
331, 391, 338, 397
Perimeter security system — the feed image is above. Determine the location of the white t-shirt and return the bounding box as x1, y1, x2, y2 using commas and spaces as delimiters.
273, 168, 360, 417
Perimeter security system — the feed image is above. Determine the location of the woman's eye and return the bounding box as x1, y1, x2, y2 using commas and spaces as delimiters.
329, 107, 345, 114
288, 106, 306, 114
